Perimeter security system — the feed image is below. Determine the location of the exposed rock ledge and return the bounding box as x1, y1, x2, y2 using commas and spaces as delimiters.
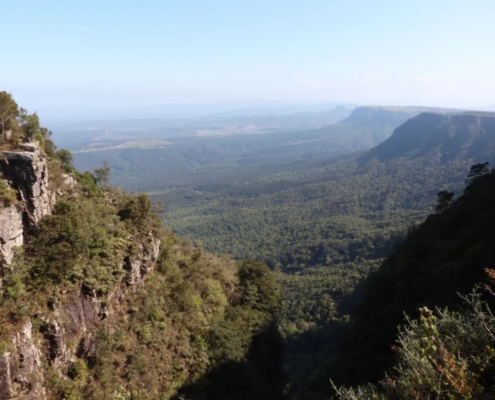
0, 233, 160, 399
0, 142, 162, 399
0, 322, 46, 400
0, 206, 24, 265
0, 142, 55, 265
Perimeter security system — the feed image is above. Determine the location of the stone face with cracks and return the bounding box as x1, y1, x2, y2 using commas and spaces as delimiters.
0, 142, 55, 266
0, 142, 162, 399
0, 206, 24, 265
0, 322, 47, 400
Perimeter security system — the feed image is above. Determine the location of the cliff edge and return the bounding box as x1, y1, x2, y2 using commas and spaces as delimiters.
0, 142, 55, 265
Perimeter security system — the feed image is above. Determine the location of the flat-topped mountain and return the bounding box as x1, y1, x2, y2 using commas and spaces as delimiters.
363, 111, 495, 163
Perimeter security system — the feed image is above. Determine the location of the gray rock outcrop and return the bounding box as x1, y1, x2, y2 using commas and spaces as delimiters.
0, 142, 55, 266
0, 142, 162, 399
0, 323, 47, 400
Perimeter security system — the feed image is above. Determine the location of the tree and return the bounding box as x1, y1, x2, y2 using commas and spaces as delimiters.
238, 260, 280, 314
17, 108, 41, 141
94, 161, 111, 186
435, 190, 454, 213
56, 149, 74, 173
466, 162, 490, 185
0, 91, 19, 142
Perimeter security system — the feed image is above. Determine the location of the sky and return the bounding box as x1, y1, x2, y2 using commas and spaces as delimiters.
1, 0, 495, 118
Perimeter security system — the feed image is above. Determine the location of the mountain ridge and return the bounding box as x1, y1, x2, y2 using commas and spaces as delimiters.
363, 111, 495, 163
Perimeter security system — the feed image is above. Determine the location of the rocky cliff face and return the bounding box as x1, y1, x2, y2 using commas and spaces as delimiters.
0, 322, 46, 400
0, 207, 24, 266
0, 144, 162, 399
0, 231, 160, 400
0, 232, 159, 399
0, 142, 55, 265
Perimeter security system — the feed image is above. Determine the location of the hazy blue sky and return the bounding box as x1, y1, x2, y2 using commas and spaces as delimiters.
1, 0, 494, 116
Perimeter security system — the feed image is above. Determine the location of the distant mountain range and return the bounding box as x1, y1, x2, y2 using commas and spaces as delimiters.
71, 105, 459, 192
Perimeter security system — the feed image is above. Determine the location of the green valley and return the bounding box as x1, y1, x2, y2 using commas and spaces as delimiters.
2, 91, 495, 400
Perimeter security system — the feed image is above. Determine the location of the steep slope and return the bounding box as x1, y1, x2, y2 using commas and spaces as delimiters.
302, 105, 451, 149
0, 142, 56, 264
0, 173, 283, 399
364, 111, 495, 162
331, 163, 495, 391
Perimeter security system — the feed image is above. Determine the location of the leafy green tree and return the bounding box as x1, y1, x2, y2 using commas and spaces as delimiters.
238, 260, 280, 314
0, 91, 19, 142
43, 138, 57, 159
56, 149, 74, 173
94, 161, 110, 186
17, 108, 41, 140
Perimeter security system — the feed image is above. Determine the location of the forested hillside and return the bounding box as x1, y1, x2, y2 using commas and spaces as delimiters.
0, 93, 284, 400
334, 162, 495, 399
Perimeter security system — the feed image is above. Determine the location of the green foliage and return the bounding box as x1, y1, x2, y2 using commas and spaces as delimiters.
331, 165, 495, 386
42, 138, 57, 158
17, 108, 42, 141
0, 93, 286, 400
56, 149, 75, 173
145, 111, 495, 398
385, 301, 495, 399
94, 161, 110, 186
117, 193, 153, 227
335, 293, 495, 399
74, 171, 99, 196
0, 155, 284, 400
3, 95, 495, 399
0, 91, 20, 142
0, 163, 164, 344
0, 93, 55, 157
27, 195, 129, 293
82, 241, 283, 399
238, 260, 280, 313
0, 176, 18, 207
